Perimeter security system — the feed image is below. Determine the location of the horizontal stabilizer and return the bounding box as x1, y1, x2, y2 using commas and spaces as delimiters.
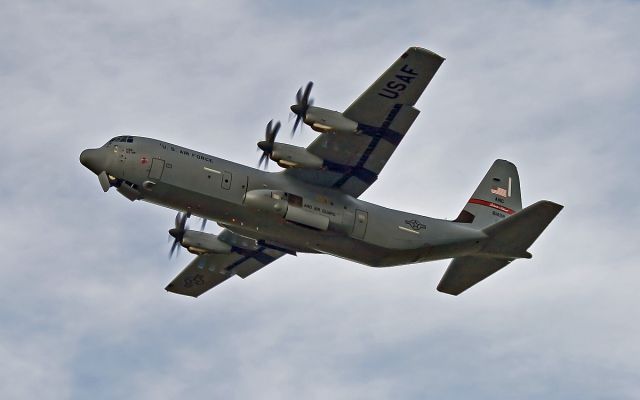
480, 200, 563, 259
438, 200, 563, 295
437, 256, 511, 296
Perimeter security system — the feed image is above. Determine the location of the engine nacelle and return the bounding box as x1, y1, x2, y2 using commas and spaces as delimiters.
243, 190, 329, 231
243, 189, 288, 216
270, 143, 324, 169
304, 106, 358, 134
181, 230, 232, 255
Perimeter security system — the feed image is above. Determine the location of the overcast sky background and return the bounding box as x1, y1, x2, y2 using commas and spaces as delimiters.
1, 1, 639, 399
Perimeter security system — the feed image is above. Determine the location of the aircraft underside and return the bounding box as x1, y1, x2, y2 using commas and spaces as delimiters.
141, 179, 446, 268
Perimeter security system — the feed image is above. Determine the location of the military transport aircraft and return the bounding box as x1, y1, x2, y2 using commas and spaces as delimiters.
80, 47, 562, 297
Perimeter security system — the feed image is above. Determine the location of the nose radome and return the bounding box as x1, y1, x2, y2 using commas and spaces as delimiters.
80, 148, 106, 175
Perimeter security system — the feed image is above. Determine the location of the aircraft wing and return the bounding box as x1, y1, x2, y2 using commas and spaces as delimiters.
165, 233, 286, 297
287, 47, 444, 197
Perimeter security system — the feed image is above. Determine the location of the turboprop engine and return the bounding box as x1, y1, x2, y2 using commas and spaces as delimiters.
168, 212, 233, 256
257, 120, 324, 169
180, 230, 232, 255
269, 143, 324, 169
303, 106, 358, 134
289, 82, 358, 135
243, 189, 330, 231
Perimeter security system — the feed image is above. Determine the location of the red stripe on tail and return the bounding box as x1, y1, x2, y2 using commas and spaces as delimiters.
468, 198, 516, 215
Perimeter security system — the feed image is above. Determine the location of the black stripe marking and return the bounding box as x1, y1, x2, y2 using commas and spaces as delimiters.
333, 104, 403, 189
322, 160, 378, 186
357, 123, 403, 146
225, 246, 276, 272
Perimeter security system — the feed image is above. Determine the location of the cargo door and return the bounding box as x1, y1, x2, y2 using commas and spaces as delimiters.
352, 209, 368, 239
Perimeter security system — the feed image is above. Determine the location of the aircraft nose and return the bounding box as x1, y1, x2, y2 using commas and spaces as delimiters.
80, 148, 107, 174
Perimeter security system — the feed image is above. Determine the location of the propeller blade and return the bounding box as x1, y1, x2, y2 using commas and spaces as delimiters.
258, 152, 269, 169
302, 81, 313, 104
265, 119, 281, 142
169, 239, 180, 258
292, 115, 301, 136
178, 212, 188, 230
296, 87, 303, 104
266, 120, 273, 140
257, 119, 281, 170
290, 81, 314, 137
272, 121, 281, 137
168, 211, 190, 258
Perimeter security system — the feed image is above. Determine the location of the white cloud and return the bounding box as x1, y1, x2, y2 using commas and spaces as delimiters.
1, 0, 639, 399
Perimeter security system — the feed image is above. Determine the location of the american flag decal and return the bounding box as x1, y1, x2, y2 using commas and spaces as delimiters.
491, 186, 508, 197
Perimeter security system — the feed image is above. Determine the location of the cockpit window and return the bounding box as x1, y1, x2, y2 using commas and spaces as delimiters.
105, 135, 134, 146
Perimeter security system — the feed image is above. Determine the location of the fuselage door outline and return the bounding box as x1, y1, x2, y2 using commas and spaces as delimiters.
352, 209, 368, 239
148, 158, 165, 180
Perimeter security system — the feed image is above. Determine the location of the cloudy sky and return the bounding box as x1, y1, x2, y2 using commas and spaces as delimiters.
1, 1, 639, 398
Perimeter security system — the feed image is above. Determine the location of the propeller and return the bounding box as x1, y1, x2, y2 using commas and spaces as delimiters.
290, 81, 314, 136
168, 211, 190, 258
257, 119, 281, 169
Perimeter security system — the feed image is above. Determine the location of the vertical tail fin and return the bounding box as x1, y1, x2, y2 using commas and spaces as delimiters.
454, 160, 522, 229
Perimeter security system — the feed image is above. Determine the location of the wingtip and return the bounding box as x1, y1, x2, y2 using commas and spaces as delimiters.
534, 200, 564, 213
405, 46, 446, 61
437, 287, 461, 296
165, 285, 199, 298
436, 282, 462, 296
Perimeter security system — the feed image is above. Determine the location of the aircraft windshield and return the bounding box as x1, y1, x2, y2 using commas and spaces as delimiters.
105, 136, 134, 146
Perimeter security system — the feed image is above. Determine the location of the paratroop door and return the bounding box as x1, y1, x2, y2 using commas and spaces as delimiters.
352, 209, 368, 239
148, 158, 165, 180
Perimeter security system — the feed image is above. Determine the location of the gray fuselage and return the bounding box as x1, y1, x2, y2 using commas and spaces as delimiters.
84, 136, 486, 267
